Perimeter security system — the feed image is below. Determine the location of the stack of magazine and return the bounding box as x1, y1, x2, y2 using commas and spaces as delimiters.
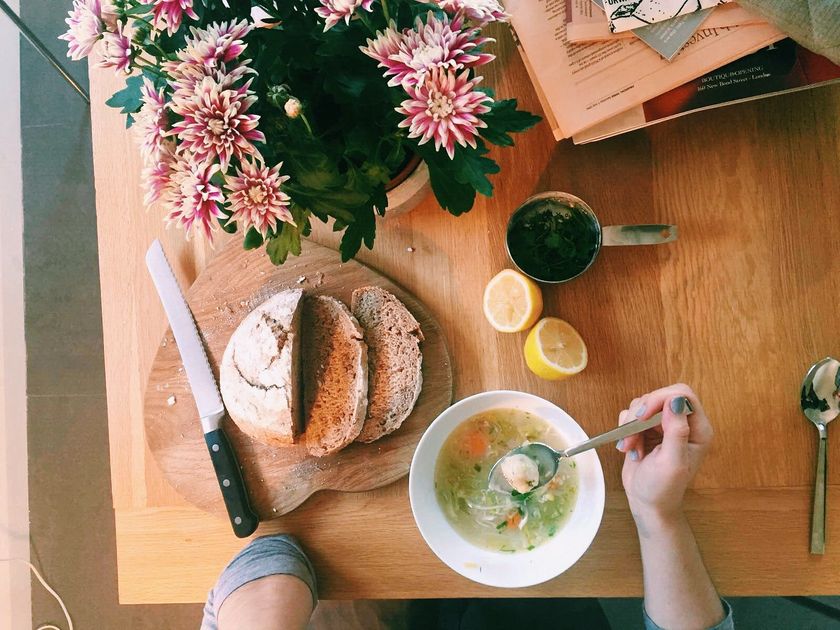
510, 0, 840, 144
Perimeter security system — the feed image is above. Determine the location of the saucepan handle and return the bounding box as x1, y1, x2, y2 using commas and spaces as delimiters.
601, 225, 678, 246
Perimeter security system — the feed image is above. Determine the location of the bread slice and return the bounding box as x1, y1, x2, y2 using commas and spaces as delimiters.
301, 295, 368, 457
220, 289, 303, 447
351, 286, 423, 443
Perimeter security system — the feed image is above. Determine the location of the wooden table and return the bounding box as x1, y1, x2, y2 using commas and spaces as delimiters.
90, 30, 840, 604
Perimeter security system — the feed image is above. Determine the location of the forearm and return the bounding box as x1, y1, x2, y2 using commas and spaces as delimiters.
635, 509, 725, 630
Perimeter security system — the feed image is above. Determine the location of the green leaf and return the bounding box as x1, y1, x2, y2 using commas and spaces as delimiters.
371, 184, 388, 217
123, 4, 151, 16
242, 228, 264, 250
218, 214, 238, 234
450, 145, 500, 197
421, 153, 476, 216
294, 164, 342, 190
339, 206, 376, 262
265, 207, 309, 265
105, 75, 145, 124
481, 99, 542, 147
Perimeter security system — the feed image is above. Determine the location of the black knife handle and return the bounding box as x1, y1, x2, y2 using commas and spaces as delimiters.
204, 428, 259, 538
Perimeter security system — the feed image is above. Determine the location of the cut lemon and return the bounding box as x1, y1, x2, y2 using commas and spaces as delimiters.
524, 317, 587, 380
482, 269, 543, 333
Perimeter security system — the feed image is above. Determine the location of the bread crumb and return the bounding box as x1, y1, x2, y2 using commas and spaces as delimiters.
406, 247, 415, 253
167, 395, 177, 406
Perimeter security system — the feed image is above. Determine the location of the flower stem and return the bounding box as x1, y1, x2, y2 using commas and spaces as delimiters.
358, 13, 376, 35
380, 0, 391, 23
147, 40, 169, 59
300, 113, 314, 136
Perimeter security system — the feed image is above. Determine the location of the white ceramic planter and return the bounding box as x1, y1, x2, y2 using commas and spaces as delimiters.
384, 160, 431, 218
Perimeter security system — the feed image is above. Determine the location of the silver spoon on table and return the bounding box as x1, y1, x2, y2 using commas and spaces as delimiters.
801, 357, 840, 555
488, 404, 694, 494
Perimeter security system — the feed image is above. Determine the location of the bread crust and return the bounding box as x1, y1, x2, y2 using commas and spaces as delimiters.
220, 289, 304, 446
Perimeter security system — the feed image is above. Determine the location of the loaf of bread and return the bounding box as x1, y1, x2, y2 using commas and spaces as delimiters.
219, 289, 303, 446
301, 295, 368, 457
352, 286, 423, 443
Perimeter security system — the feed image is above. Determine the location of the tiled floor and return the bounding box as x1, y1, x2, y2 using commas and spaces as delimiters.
18, 4, 840, 629
20, 1, 200, 627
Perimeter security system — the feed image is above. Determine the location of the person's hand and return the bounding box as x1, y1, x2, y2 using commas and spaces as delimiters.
615, 384, 713, 532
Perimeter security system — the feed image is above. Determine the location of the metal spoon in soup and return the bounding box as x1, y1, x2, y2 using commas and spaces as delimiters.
489, 407, 693, 493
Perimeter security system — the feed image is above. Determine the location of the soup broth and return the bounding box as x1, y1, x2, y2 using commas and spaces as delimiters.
434, 408, 578, 553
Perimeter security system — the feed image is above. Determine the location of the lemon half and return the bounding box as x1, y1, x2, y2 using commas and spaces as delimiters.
524, 317, 587, 380
482, 269, 543, 333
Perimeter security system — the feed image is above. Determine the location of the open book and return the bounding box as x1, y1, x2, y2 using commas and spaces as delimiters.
509, 0, 785, 140
572, 40, 840, 143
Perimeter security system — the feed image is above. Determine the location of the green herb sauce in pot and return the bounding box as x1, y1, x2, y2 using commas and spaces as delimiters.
507, 197, 600, 282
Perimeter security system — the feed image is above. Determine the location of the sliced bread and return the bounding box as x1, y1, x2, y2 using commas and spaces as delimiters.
220, 289, 303, 447
301, 295, 368, 457
351, 286, 424, 443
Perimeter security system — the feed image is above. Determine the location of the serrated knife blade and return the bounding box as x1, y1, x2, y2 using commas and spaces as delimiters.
145, 239, 258, 538
145, 240, 224, 427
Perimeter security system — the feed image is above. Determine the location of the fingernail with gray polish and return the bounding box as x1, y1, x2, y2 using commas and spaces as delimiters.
616, 439, 625, 451
670, 396, 688, 415
629, 449, 639, 462
634, 404, 647, 418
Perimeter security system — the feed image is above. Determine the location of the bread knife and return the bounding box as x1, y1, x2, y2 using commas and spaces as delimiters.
145, 240, 258, 538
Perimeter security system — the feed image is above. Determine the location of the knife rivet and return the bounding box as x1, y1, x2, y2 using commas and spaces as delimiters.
223, 479, 230, 487
234, 516, 242, 525
212, 444, 220, 452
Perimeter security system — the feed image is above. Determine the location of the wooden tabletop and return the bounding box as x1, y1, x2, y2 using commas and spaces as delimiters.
90, 30, 840, 604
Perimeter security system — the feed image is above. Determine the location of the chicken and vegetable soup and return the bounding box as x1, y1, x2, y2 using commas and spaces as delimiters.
434, 408, 578, 553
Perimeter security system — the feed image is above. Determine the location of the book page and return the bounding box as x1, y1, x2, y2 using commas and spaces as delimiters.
509, 0, 784, 139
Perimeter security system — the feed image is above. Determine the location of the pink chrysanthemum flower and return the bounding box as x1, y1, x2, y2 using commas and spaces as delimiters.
397, 67, 492, 159
359, 21, 402, 66
314, 0, 374, 32
224, 160, 294, 238
141, 0, 198, 35
98, 30, 132, 74
164, 21, 253, 98
133, 78, 169, 164
363, 12, 494, 88
169, 76, 265, 171
163, 153, 227, 240
428, 0, 509, 24
142, 143, 175, 206
165, 59, 252, 96
59, 0, 105, 60
177, 20, 252, 68
101, 0, 119, 32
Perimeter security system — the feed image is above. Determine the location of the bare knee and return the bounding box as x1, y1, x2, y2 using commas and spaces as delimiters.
218, 574, 314, 630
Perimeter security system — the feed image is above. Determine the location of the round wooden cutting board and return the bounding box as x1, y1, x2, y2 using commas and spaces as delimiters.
143, 239, 453, 520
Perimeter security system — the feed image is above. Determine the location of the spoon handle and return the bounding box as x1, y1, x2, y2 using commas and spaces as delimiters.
811, 425, 828, 555
563, 412, 665, 458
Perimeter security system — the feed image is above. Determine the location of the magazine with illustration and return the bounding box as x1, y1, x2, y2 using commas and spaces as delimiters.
508, 0, 784, 139
603, 0, 728, 33
572, 40, 840, 143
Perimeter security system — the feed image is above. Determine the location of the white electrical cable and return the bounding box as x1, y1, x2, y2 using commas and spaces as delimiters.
0, 557, 73, 630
